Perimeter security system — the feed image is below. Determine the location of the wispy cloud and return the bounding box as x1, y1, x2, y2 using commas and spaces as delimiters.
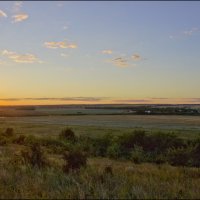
131, 54, 142, 61
170, 27, 200, 39
113, 99, 152, 103
63, 26, 68, 30
44, 41, 77, 49
13, 1, 23, 13
2, 50, 41, 63
109, 57, 129, 68
113, 98, 200, 104
60, 53, 69, 57
113, 57, 129, 67
0, 97, 105, 102
102, 50, 113, 54
183, 27, 199, 36
104, 51, 143, 68
0, 10, 7, 18
12, 13, 29, 23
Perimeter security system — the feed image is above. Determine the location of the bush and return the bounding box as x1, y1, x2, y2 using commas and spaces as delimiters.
91, 133, 113, 157
107, 143, 121, 159
24, 135, 39, 146
12, 135, 26, 145
143, 132, 184, 153
167, 147, 192, 166
39, 137, 68, 154
130, 145, 145, 164
59, 128, 77, 143
78, 135, 94, 155
190, 139, 200, 167
154, 154, 167, 164
4, 128, 14, 137
21, 144, 48, 168
63, 149, 87, 173
116, 130, 146, 158
0, 135, 8, 145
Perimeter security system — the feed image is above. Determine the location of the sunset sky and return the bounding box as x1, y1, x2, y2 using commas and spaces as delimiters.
0, 1, 200, 105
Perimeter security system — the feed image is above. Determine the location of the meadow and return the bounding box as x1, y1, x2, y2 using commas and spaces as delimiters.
0, 106, 200, 199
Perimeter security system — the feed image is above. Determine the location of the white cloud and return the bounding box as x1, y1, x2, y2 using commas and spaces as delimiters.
2, 50, 41, 63
44, 41, 77, 49
61, 53, 69, 57
102, 50, 113, 54
12, 13, 29, 23
0, 10, 7, 18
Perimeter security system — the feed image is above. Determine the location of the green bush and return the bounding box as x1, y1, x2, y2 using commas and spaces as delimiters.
190, 139, 200, 167
63, 149, 87, 173
91, 133, 113, 157
12, 135, 26, 145
59, 128, 77, 143
4, 128, 14, 137
167, 147, 192, 166
143, 132, 184, 153
107, 143, 121, 159
130, 145, 145, 164
21, 144, 48, 168
0, 135, 8, 145
24, 135, 40, 146
154, 154, 167, 164
39, 137, 68, 153
115, 130, 146, 158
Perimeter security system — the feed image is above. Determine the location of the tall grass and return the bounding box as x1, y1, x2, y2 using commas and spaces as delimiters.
1, 127, 200, 198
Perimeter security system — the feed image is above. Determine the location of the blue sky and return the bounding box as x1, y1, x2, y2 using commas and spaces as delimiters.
0, 1, 200, 105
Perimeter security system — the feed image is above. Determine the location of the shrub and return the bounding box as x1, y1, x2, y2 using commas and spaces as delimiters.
167, 147, 192, 166
130, 145, 145, 164
107, 143, 121, 159
21, 144, 48, 168
63, 149, 87, 173
190, 139, 200, 167
78, 135, 94, 155
154, 154, 167, 164
12, 135, 26, 145
91, 133, 113, 157
143, 132, 184, 153
4, 128, 14, 137
0, 135, 8, 145
59, 128, 77, 143
24, 135, 39, 146
116, 130, 146, 158
39, 137, 68, 154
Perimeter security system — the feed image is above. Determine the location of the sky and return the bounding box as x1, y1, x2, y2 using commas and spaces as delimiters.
0, 1, 200, 105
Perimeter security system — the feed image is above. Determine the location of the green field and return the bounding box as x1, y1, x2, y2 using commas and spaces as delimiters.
1, 114, 200, 139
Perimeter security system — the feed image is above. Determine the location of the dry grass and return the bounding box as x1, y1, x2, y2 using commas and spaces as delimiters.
0, 154, 200, 199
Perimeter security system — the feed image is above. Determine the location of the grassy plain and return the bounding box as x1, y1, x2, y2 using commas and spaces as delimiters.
1, 114, 200, 139
1, 106, 200, 198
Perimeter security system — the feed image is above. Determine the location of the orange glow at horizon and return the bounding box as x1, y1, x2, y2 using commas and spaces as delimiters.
0, 98, 200, 106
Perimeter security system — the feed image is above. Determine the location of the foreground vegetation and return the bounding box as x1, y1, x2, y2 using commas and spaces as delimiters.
1, 126, 200, 198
